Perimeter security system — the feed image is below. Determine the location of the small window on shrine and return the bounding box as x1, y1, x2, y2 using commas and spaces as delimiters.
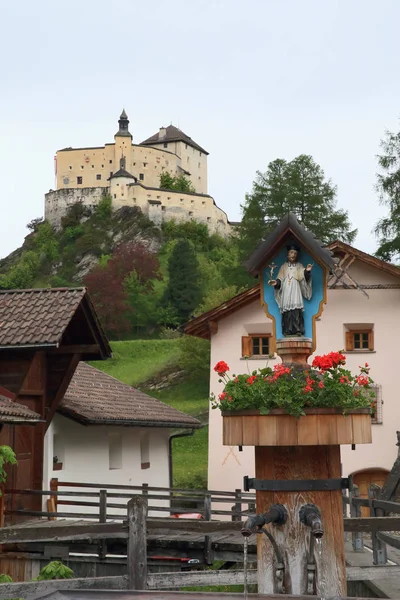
242, 334, 275, 357
369, 384, 383, 424
345, 329, 374, 351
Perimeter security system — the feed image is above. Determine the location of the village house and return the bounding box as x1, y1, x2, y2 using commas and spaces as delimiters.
44, 362, 201, 516
185, 239, 400, 502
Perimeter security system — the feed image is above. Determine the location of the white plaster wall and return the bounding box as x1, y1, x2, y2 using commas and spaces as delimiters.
43, 414, 171, 517
207, 263, 400, 496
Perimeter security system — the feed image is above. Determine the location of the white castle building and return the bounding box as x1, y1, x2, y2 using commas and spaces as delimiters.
45, 110, 232, 235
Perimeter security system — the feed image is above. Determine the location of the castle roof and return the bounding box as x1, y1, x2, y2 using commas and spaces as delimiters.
110, 168, 137, 181
140, 125, 208, 155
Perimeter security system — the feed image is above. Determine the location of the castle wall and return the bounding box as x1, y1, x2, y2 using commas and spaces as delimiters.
45, 187, 106, 228
56, 140, 207, 195
45, 184, 231, 236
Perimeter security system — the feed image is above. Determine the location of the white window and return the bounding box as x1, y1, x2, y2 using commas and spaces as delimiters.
140, 434, 150, 469
109, 433, 122, 469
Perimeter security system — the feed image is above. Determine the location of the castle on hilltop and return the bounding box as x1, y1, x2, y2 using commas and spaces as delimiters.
45, 110, 232, 235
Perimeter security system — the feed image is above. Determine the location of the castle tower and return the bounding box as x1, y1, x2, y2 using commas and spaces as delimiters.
115, 109, 133, 169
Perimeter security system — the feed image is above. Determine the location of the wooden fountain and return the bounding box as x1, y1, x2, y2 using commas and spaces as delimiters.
222, 215, 373, 596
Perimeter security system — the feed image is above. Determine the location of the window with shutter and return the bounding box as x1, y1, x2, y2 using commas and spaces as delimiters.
345, 329, 374, 352
241, 334, 275, 357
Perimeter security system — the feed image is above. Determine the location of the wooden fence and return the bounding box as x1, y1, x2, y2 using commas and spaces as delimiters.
342, 482, 400, 565
4, 479, 256, 523
2, 495, 400, 599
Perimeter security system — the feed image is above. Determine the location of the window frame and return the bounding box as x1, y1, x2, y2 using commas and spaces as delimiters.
77, 176, 83, 185
345, 329, 374, 352
241, 334, 276, 358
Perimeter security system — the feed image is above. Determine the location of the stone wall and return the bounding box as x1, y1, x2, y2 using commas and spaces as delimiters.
45, 187, 106, 228
45, 183, 232, 236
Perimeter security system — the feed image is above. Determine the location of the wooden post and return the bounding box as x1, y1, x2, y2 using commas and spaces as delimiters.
232, 488, 241, 522
50, 478, 58, 512
127, 495, 148, 590
255, 444, 346, 596
369, 484, 387, 565
350, 485, 364, 552
203, 493, 213, 565
98, 489, 107, 560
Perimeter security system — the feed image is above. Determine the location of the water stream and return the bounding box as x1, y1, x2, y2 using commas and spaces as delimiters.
243, 537, 248, 600
315, 537, 326, 600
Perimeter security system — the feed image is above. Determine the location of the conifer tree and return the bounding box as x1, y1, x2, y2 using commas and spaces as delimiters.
374, 127, 400, 262
162, 239, 202, 324
238, 155, 357, 258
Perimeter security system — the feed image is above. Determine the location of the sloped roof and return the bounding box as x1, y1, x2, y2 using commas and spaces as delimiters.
0, 395, 43, 424
0, 288, 111, 357
59, 362, 202, 429
110, 168, 137, 180
245, 213, 337, 276
140, 125, 208, 155
328, 240, 400, 280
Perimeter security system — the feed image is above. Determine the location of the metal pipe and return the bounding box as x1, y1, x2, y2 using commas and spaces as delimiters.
299, 503, 324, 539
241, 503, 287, 537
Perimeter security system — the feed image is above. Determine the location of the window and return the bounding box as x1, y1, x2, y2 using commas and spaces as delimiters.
110, 172, 113, 178
189, 211, 194, 217
161, 206, 166, 211
69, 166, 72, 170
114, 194, 116, 199
109, 433, 122, 470
370, 384, 383, 424
91, 164, 94, 169
345, 329, 374, 351
143, 162, 147, 167
81, 165, 84, 169
140, 434, 150, 469
139, 173, 144, 181
202, 201, 206, 205
199, 152, 202, 156
101, 164, 104, 168
109, 159, 113, 164
198, 162, 201, 168
77, 176, 83, 184
185, 144, 187, 149
96, 174, 101, 180
242, 334, 275, 357
207, 217, 211, 222
164, 142, 168, 148
53, 434, 64, 470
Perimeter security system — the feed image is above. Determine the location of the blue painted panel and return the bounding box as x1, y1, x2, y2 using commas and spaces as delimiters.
261, 247, 325, 340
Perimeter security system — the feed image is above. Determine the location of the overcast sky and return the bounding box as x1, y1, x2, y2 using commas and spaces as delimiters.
1, 0, 399, 258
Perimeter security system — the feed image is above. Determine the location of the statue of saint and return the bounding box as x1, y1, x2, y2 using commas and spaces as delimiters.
268, 245, 313, 336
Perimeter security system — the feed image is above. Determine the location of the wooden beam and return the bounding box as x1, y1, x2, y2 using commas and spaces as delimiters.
208, 321, 218, 334
147, 570, 257, 589
51, 344, 100, 355
0, 521, 125, 544
0, 575, 127, 598
346, 565, 400, 581
343, 516, 400, 532
45, 353, 81, 429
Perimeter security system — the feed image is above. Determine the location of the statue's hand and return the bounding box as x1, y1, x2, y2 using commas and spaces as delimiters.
268, 279, 277, 287
306, 264, 313, 272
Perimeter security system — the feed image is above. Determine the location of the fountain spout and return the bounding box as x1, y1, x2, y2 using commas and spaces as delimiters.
241, 503, 287, 537
299, 504, 324, 538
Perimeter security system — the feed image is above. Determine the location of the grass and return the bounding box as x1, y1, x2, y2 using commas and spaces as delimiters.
90, 339, 181, 387
90, 339, 209, 489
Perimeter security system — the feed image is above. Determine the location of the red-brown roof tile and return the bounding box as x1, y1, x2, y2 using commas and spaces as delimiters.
0, 395, 43, 423
0, 288, 86, 348
59, 363, 202, 429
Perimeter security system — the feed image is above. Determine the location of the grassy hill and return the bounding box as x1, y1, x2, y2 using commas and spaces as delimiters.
91, 339, 209, 489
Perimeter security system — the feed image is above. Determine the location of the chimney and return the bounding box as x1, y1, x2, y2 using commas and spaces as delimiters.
159, 127, 167, 139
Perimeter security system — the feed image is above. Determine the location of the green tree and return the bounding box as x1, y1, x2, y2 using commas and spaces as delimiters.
239, 155, 357, 258
162, 239, 202, 325
159, 173, 195, 193
0, 251, 40, 289
374, 127, 400, 262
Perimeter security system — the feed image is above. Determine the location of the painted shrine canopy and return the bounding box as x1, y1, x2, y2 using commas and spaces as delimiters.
244, 213, 337, 277
59, 362, 202, 429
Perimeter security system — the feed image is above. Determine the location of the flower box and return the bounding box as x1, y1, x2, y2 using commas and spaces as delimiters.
222, 407, 372, 446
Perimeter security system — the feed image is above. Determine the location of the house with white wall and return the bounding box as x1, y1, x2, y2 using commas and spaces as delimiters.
44, 362, 201, 516
185, 240, 400, 502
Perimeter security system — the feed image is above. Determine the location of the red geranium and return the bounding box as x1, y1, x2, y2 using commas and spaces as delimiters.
214, 361, 230, 376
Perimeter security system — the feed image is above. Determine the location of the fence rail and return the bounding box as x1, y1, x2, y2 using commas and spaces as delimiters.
4, 479, 257, 522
